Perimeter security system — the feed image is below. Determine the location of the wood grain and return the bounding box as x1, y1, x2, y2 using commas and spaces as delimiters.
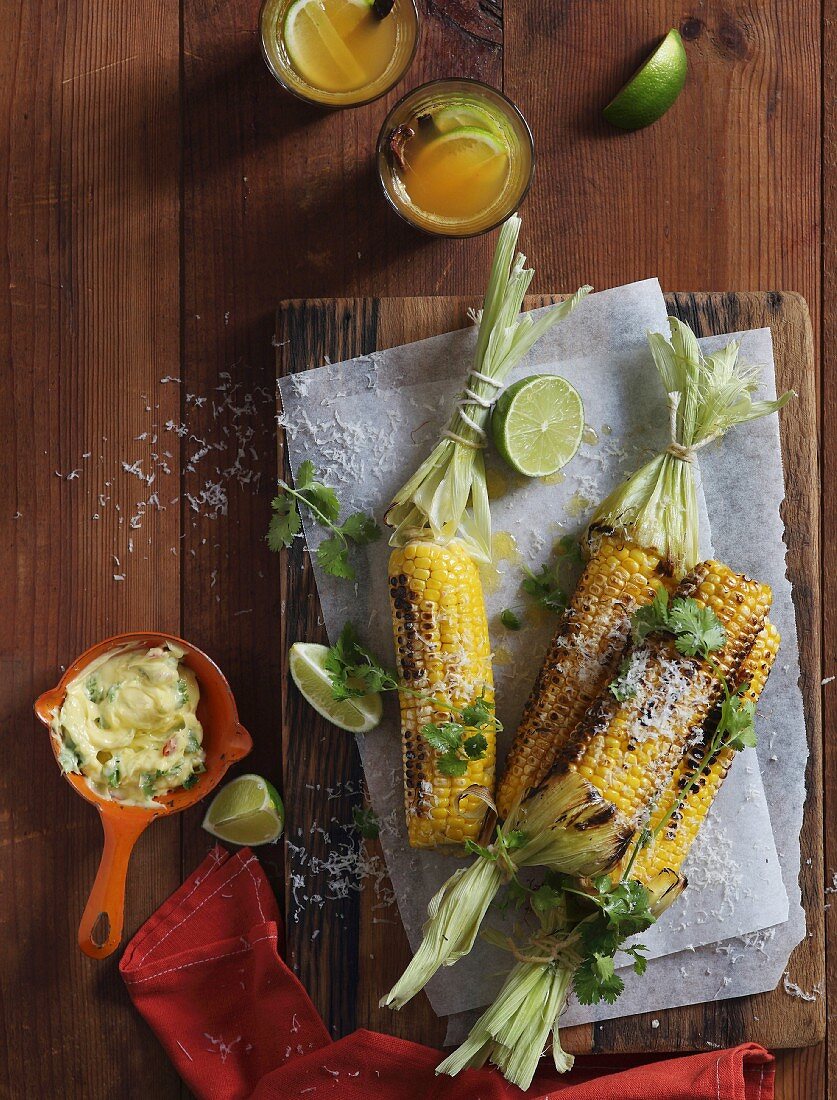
275, 291, 823, 1056
0, 0, 182, 1097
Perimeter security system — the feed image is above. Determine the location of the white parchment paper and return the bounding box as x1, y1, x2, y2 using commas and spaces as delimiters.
277, 287, 804, 1031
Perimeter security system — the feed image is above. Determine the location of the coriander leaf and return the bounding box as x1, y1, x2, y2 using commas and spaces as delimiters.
531, 882, 564, 915
339, 512, 380, 545
630, 586, 670, 645
301, 480, 340, 525
422, 722, 464, 754
316, 535, 355, 580
182, 773, 200, 790
557, 535, 584, 567
460, 694, 495, 729
462, 733, 488, 760
437, 752, 469, 777
522, 564, 567, 613
85, 675, 105, 704
503, 829, 528, 851
608, 656, 637, 702
624, 944, 649, 975
465, 839, 496, 861
324, 624, 398, 700
667, 598, 726, 658
352, 805, 380, 839
57, 740, 81, 774
574, 954, 625, 1005
500, 608, 522, 630
267, 495, 302, 551
295, 460, 316, 490
718, 694, 757, 751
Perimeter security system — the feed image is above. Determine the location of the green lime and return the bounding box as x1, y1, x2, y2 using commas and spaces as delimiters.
603, 29, 687, 131
491, 375, 584, 478
202, 774, 285, 846
289, 641, 383, 733
431, 102, 502, 137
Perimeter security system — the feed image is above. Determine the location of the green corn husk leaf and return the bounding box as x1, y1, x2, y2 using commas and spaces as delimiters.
380, 857, 505, 1010
436, 956, 576, 1089
386, 214, 591, 562
589, 316, 794, 577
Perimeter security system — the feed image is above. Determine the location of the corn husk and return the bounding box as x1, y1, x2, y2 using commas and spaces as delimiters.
438, 868, 685, 1090
386, 214, 591, 562
589, 316, 794, 577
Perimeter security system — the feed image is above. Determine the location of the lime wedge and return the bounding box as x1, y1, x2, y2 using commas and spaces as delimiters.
202, 774, 285, 846
491, 375, 584, 478
283, 0, 368, 90
289, 641, 383, 733
603, 29, 687, 131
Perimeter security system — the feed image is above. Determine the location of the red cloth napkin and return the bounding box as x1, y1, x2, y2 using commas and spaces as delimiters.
121, 847, 774, 1100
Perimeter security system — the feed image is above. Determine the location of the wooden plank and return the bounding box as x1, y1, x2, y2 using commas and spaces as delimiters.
0, 1, 182, 1097
275, 291, 822, 1056
822, 3, 837, 1095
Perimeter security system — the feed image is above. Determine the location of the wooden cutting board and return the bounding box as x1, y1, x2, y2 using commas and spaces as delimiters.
274, 292, 823, 1054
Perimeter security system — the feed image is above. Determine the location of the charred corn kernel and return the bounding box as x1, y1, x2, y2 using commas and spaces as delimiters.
538, 561, 772, 862
496, 535, 674, 819
389, 539, 495, 849
629, 620, 780, 883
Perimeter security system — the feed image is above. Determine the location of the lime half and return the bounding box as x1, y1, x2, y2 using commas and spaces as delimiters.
604, 29, 687, 131
289, 641, 383, 733
492, 375, 584, 477
202, 774, 285, 846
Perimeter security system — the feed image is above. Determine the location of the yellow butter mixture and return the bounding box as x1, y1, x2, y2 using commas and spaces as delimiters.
51, 643, 206, 807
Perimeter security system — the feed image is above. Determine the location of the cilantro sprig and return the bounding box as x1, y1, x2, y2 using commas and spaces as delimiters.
630, 586, 726, 659
557, 874, 654, 1005
520, 536, 583, 616
324, 623, 398, 701
422, 692, 495, 775
268, 460, 380, 581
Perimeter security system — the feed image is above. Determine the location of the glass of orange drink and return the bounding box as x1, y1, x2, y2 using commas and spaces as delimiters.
260, 0, 419, 108
376, 79, 535, 237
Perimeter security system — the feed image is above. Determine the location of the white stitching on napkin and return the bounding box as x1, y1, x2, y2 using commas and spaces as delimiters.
136, 856, 258, 966
245, 859, 267, 923
126, 932, 275, 984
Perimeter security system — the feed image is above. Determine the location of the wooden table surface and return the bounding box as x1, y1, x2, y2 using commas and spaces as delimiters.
0, 2, 828, 1099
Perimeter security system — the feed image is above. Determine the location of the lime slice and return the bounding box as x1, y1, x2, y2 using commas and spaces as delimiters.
202, 774, 285, 846
491, 375, 584, 477
406, 127, 510, 218
283, 0, 369, 91
603, 29, 687, 131
289, 641, 383, 733
432, 102, 502, 137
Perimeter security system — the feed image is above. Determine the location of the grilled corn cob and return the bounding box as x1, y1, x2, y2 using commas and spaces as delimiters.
438, 617, 779, 1093
389, 539, 494, 847
497, 533, 673, 818
629, 619, 780, 883
515, 562, 772, 874
495, 318, 792, 825
384, 217, 589, 848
